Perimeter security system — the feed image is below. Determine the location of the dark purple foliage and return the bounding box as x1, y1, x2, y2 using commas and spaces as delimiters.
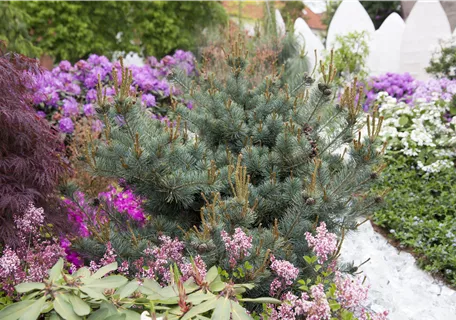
0, 43, 67, 244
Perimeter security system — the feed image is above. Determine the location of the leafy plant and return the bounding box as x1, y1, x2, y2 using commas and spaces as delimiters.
373, 156, 456, 286
10, 1, 227, 62
0, 43, 67, 245
0, 259, 276, 320
328, 31, 370, 85
427, 38, 456, 80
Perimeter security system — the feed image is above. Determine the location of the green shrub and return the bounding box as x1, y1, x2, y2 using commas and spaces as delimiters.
426, 38, 456, 80
82, 42, 384, 298
373, 156, 456, 285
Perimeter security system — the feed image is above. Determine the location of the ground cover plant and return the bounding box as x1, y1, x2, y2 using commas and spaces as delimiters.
372, 155, 456, 286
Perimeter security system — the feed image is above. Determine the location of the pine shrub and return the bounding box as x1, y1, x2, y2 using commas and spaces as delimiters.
85, 44, 385, 296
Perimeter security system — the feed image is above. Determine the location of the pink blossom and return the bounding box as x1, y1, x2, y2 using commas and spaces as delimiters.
305, 222, 337, 264
221, 228, 252, 268
14, 203, 44, 234
335, 272, 369, 310
269, 255, 299, 296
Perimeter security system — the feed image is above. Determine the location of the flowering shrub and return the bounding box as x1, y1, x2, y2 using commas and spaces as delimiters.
365, 72, 416, 107
412, 78, 456, 103
29, 51, 195, 134
377, 92, 456, 173
0, 204, 66, 296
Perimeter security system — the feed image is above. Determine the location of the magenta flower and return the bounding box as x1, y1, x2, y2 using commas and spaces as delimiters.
221, 228, 252, 268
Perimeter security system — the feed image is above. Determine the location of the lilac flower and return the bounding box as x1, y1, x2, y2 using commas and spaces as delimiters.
14, 203, 44, 234
221, 228, 252, 268
335, 271, 369, 310
92, 119, 104, 133
62, 97, 79, 116
59, 117, 75, 133
142, 93, 156, 107
305, 222, 337, 264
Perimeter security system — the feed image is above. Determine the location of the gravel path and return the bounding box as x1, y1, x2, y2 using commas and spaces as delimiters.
340, 220, 456, 320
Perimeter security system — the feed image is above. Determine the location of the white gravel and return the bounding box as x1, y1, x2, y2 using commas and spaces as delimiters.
340, 220, 456, 320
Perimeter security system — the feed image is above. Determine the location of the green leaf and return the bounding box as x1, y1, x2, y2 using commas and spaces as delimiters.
68, 295, 90, 316
181, 296, 217, 320
15, 283, 45, 294
19, 296, 46, 320
79, 287, 106, 300
211, 297, 230, 320
86, 276, 128, 289
204, 266, 218, 284
0, 300, 35, 320
119, 309, 140, 320
139, 279, 161, 295
49, 258, 64, 282
329, 301, 341, 311
399, 115, 409, 126
49, 312, 63, 320
53, 294, 81, 320
238, 297, 281, 304
74, 267, 91, 279
117, 280, 139, 300
208, 279, 225, 292
87, 308, 109, 320
91, 262, 118, 279
230, 301, 251, 320
186, 291, 215, 304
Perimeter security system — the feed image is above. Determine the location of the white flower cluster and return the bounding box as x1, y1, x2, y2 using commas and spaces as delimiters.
376, 92, 456, 173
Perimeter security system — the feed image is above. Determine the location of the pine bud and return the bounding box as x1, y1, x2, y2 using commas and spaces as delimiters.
323, 89, 332, 96
306, 197, 316, 206
374, 196, 383, 203
197, 243, 208, 253
370, 172, 378, 180
318, 83, 328, 92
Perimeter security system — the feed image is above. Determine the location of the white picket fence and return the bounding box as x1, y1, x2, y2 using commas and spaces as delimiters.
281, 0, 453, 80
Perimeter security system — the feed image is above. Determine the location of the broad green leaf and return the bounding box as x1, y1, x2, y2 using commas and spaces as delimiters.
119, 309, 140, 320
15, 282, 45, 293
68, 295, 90, 316
86, 276, 128, 289
211, 297, 230, 320
74, 267, 91, 279
87, 308, 109, 320
91, 262, 118, 279
117, 281, 140, 300
238, 297, 281, 304
49, 258, 64, 282
41, 301, 55, 313
181, 296, 217, 320
19, 296, 46, 320
79, 287, 106, 300
0, 300, 35, 320
208, 279, 225, 292
54, 294, 81, 320
186, 291, 215, 304
103, 314, 125, 320
139, 279, 161, 295
204, 266, 218, 283
230, 301, 252, 320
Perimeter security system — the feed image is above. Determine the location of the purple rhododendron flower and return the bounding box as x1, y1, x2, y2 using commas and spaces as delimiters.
59, 117, 74, 133
142, 93, 156, 107
83, 103, 95, 116
62, 97, 79, 116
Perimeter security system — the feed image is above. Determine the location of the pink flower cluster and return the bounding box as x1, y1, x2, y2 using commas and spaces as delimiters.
305, 222, 337, 264
335, 272, 369, 309
269, 255, 299, 296
85, 235, 206, 285
221, 228, 252, 268
268, 284, 331, 320
0, 204, 66, 296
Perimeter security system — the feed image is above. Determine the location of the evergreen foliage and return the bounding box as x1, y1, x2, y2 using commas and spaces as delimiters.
85, 44, 385, 297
